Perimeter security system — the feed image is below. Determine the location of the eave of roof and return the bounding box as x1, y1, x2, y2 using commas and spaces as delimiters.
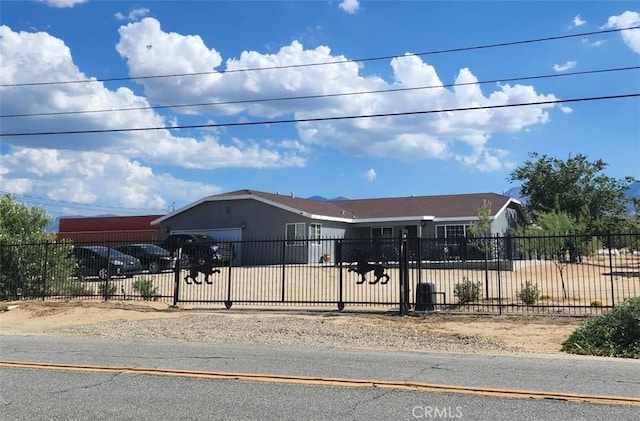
151, 189, 520, 226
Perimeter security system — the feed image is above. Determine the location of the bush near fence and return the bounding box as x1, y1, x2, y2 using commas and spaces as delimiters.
1, 232, 638, 315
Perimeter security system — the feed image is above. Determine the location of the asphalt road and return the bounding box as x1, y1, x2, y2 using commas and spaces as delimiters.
1, 335, 639, 420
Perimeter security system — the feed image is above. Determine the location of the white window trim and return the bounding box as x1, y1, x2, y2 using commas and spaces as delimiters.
309, 223, 322, 245
371, 227, 393, 238
286, 222, 306, 246
435, 224, 470, 239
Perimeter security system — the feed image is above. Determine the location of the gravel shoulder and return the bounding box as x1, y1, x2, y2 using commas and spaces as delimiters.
0, 300, 588, 357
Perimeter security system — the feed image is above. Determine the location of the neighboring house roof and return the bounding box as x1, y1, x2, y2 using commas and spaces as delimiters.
152, 189, 524, 226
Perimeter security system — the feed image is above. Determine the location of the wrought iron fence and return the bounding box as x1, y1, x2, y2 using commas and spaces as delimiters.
1, 232, 638, 315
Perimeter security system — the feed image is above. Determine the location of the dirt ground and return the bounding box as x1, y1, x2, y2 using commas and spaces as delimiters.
0, 300, 589, 356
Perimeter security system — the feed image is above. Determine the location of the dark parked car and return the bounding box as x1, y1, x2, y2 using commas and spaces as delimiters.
73, 246, 142, 280
162, 233, 235, 267
115, 244, 175, 274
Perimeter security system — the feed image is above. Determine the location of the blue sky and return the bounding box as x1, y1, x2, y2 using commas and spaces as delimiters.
1, 0, 639, 218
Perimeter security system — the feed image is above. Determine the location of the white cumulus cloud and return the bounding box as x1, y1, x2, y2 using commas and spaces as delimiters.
605, 11, 640, 54
553, 61, 577, 72
0, 24, 306, 210
364, 168, 377, 182
581, 38, 605, 47
0, 148, 219, 211
115, 8, 151, 21
113, 19, 559, 167
37, 0, 87, 8
571, 15, 586, 28
339, 0, 360, 14
0, 17, 566, 209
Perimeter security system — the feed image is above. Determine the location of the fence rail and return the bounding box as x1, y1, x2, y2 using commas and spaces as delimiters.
1, 232, 638, 316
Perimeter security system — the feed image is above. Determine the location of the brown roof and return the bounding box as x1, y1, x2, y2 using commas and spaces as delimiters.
218, 189, 517, 220
224, 189, 352, 217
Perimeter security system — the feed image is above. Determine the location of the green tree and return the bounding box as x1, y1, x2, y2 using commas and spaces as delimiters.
468, 200, 492, 299
509, 153, 637, 233
517, 210, 584, 299
0, 194, 76, 300
468, 200, 492, 238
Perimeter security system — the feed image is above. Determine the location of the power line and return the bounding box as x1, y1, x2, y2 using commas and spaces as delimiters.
1, 93, 638, 137
1, 26, 637, 88
2, 191, 167, 213
2, 65, 637, 119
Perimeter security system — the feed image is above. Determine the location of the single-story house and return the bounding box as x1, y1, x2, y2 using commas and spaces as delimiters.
151, 189, 528, 266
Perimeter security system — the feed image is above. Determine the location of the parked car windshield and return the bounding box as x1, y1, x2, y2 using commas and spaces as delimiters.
86, 246, 137, 260
192, 234, 217, 243
135, 244, 171, 255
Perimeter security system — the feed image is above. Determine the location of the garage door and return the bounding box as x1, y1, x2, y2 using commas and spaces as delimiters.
172, 228, 242, 265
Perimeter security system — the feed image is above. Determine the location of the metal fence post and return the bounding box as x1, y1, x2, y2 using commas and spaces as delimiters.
496, 233, 502, 315
41, 242, 49, 301
281, 239, 286, 302
484, 235, 490, 300
607, 232, 615, 307
105, 242, 111, 301
337, 240, 344, 311
399, 230, 409, 315
417, 237, 422, 284
225, 241, 234, 309
172, 247, 181, 307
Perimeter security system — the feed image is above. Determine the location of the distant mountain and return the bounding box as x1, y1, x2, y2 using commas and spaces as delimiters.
627, 181, 640, 198
46, 216, 74, 233
626, 181, 640, 215
503, 186, 528, 205
307, 195, 349, 201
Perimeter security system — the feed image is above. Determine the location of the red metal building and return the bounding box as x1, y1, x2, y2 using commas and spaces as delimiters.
56, 215, 165, 245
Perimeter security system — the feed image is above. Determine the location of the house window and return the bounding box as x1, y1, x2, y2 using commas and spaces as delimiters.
371, 227, 393, 238
225, 205, 231, 215
309, 223, 321, 245
436, 225, 468, 238
286, 223, 306, 245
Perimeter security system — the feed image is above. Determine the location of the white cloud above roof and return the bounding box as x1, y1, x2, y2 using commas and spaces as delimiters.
115, 8, 150, 21
581, 38, 605, 47
0, 148, 219, 211
0, 17, 563, 211
364, 168, 377, 182
605, 11, 640, 54
553, 61, 577, 72
37, 0, 87, 8
0, 24, 305, 211
571, 15, 586, 28
339, 0, 360, 14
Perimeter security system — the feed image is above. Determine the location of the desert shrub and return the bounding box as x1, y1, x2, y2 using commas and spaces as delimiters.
64, 283, 92, 297
98, 281, 117, 299
562, 297, 640, 358
518, 281, 539, 305
132, 278, 158, 301
48, 278, 92, 297
454, 278, 480, 304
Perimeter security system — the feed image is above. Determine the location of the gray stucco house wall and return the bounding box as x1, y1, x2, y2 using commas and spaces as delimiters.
156, 197, 349, 265
152, 190, 527, 266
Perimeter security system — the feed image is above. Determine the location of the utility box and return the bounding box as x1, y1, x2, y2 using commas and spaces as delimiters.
415, 282, 436, 312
